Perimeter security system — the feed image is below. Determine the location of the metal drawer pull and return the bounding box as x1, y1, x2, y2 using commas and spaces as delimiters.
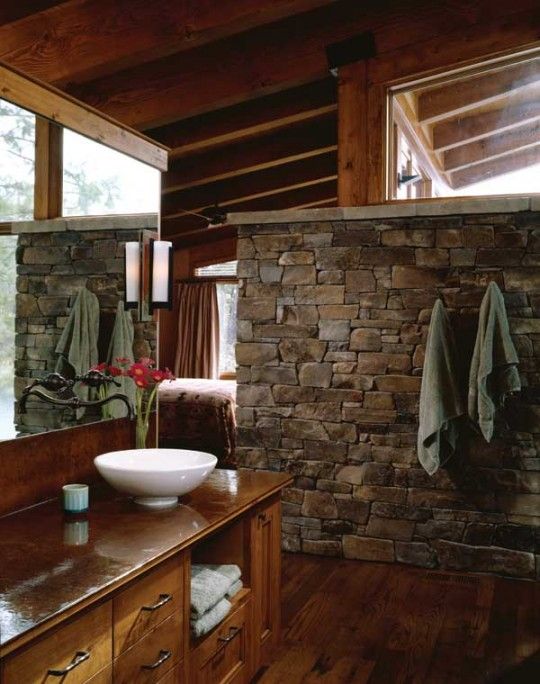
142, 593, 172, 611
142, 649, 172, 670
258, 512, 267, 523
47, 650, 90, 676
218, 626, 241, 644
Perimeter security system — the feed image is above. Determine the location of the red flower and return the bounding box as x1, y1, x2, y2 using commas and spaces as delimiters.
134, 377, 149, 389
108, 365, 123, 377
94, 362, 108, 372
138, 357, 155, 368
150, 370, 166, 382
115, 357, 131, 366
128, 362, 150, 379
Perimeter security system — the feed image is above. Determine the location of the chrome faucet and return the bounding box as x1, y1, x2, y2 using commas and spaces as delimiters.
18, 370, 134, 420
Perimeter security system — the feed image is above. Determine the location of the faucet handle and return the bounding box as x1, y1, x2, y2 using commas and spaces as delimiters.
77, 370, 121, 388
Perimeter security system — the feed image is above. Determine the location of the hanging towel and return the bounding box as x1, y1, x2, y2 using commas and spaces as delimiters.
417, 299, 465, 475
106, 301, 136, 418
190, 564, 242, 618
55, 288, 100, 414
468, 281, 521, 442
190, 598, 231, 639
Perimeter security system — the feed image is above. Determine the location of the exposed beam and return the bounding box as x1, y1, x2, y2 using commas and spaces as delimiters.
65, 0, 529, 129
443, 120, 540, 171
450, 145, 540, 188
0, 1, 66, 26
34, 118, 63, 219
149, 79, 336, 158
161, 153, 337, 218
417, 57, 540, 124
162, 180, 338, 239
432, 97, 540, 152
0, 60, 168, 170
162, 116, 337, 193
0, 0, 334, 86
171, 224, 238, 250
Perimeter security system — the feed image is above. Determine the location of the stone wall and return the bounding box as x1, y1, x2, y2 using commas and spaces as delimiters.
236, 208, 540, 579
15, 222, 157, 434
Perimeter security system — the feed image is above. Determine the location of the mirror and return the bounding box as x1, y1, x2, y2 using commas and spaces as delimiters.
0, 80, 165, 440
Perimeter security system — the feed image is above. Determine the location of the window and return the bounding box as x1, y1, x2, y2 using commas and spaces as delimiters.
0, 100, 35, 222
194, 261, 238, 377
63, 129, 160, 216
389, 54, 540, 199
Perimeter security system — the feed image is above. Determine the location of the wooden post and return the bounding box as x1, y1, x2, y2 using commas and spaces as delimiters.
34, 118, 63, 220
337, 62, 386, 206
337, 61, 367, 207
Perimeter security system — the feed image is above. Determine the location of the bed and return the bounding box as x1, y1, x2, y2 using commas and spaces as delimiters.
158, 378, 237, 467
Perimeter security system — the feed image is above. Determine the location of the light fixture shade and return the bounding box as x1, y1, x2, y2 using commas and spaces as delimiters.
150, 240, 173, 311
124, 241, 141, 309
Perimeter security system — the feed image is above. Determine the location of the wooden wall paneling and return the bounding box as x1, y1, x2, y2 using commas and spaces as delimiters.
0, 417, 140, 516
337, 61, 368, 206
34, 117, 63, 219
366, 82, 388, 204
0, 60, 168, 170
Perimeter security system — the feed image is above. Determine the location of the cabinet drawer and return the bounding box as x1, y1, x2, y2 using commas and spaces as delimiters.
3, 602, 112, 684
113, 613, 182, 684
193, 600, 250, 684
156, 662, 184, 683
114, 556, 183, 655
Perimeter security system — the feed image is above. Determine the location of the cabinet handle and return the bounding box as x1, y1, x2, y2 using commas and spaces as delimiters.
142, 593, 172, 611
258, 512, 267, 524
47, 650, 90, 676
218, 626, 241, 645
141, 649, 172, 670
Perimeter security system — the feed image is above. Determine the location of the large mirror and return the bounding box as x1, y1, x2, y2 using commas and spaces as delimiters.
0, 72, 165, 440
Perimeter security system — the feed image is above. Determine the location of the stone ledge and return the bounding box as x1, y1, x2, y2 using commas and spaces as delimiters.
228, 196, 537, 225
10, 213, 158, 234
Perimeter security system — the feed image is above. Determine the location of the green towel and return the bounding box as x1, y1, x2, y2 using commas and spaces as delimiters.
106, 301, 136, 419
55, 288, 100, 415
191, 564, 242, 618
468, 281, 521, 442
190, 598, 231, 639
418, 299, 465, 475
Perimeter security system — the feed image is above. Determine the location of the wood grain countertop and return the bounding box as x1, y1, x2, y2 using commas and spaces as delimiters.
0, 469, 292, 655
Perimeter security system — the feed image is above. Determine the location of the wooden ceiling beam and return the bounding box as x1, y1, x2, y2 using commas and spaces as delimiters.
162, 116, 337, 194
163, 180, 338, 243
0, 1, 65, 26
417, 57, 540, 124
149, 79, 336, 158
162, 153, 337, 218
450, 145, 540, 188
432, 97, 540, 151
64, 0, 529, 130
443, 120, 540, 171
0, 0, 334, 86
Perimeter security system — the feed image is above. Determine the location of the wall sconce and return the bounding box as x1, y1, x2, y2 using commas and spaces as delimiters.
124, 241, 141, 309
149, 240, 173, 312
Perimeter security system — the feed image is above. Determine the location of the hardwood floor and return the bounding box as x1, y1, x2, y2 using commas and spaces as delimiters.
256, 553, 540, 684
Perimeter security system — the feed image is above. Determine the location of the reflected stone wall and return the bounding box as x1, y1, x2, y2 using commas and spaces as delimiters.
14, 217, 157, 436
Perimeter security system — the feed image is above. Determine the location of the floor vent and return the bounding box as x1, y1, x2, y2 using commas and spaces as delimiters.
425, 572, 481, 585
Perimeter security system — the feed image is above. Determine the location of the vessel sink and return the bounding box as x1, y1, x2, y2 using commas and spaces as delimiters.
94, 448, 217, 509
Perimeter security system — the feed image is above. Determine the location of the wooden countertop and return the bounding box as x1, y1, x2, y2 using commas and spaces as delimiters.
0, 469, 292, 655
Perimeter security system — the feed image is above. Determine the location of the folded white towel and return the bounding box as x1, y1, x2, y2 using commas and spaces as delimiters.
191, 564, 242, 618
190, 598, 231, 638
227, 579, 243, 599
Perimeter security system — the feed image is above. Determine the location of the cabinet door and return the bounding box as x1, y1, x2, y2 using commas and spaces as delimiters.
250, 497, 281, 669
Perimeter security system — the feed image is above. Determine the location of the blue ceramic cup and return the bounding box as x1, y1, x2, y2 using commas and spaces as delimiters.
62, 483, 89, 513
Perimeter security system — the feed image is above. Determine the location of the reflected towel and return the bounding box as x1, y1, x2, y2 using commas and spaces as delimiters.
468, 281, 521, 442
106, 301, 136, 418
190, 598, 231, 639
55, 288, 99, 415
191, 564, 241, 618
418, 299, 465, 475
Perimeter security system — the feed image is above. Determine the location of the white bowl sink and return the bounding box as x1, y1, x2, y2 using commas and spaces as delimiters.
94, 448, 217, 509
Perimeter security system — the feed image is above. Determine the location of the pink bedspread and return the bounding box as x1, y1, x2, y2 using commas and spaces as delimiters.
158, 379, 237, 467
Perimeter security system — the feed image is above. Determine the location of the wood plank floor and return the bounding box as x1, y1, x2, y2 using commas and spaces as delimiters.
256, 553, 540, 684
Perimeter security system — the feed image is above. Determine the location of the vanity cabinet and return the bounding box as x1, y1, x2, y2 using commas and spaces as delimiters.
0, 473, 291, 684
251, 498, 282, 667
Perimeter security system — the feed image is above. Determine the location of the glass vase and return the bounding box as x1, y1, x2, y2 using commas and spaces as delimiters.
135, 416, 149, 449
